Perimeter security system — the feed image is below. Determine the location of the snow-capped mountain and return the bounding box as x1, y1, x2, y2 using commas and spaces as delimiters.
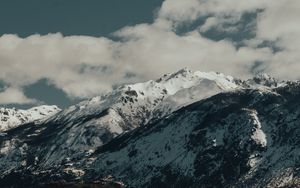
56, 68, 240, 129
0, 69, 294, 187
0, 105, 61, 132
0, 69, 243, 167
82, 83, 300, 187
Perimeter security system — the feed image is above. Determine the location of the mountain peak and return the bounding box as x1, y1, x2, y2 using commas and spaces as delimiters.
253, 73, 274, 81
172, 67, 193, 76
156, 67, 193, 83
248, 73, 278, 87
0, 105, 61, 132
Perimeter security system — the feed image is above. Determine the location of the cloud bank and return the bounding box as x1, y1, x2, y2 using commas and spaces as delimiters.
0, 0, 300, 104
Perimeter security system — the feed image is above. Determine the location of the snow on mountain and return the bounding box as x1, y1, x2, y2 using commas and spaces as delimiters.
2, 68, 240, 166
50, 68, 278, 133
0, 69, 291, 187
58, 68, 239, 125
0, 105, 61, 132
78, 82, 300, 187
2, 80, 300, 187
0, 69, 281, 166
152, 69, 239, 119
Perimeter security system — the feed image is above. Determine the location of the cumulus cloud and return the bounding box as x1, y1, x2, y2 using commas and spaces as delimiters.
249, 0, 300, 79
0, 87, 36, 104
0, 0, 300, 104
0, 33, 121, 99
158, 0, 300, 79
159, 0, 268, 26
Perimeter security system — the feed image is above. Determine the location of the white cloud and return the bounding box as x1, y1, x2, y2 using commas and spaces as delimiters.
115, 22, 272, 78
159, 0, 300, 80
159, 0, 268, 25
0, 26, 272, 104
0, 33, 121, 99
254, 0, 300, 79
256, 1, 300, 42
199, 16, 242, 33
0, 87, 36, 104
1, 0, 300, 104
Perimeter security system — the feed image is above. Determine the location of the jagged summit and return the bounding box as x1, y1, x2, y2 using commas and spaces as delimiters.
250, 73, 279, 87
0, 105, 61, 132
157, 67, 193, 82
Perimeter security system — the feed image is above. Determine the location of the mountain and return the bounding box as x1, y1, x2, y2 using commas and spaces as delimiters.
0, 69, 295, 187
81, 82, 300, 188
0, 105, 61, 132
0, 69, 244, 168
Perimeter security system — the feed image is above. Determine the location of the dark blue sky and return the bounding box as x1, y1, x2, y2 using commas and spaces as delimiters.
0, 0, 163, 37
0, 0, 163, 109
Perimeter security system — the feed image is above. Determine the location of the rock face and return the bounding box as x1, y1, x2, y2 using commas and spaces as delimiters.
1, 69, 298, 188
0, 105, 61, 132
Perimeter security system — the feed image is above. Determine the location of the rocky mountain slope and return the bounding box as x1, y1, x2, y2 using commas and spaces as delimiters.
0, 69, 296, 188
86, 87, 293, 187
0, 105, 61, 132
0, 69, 245, 167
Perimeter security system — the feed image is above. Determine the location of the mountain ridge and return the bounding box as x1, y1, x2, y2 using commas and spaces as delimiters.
0, 105, 61, 132
1, 69, 296, 187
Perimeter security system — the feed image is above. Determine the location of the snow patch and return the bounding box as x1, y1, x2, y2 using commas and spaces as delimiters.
0, 105, 61, 132
249, 110, 267, 148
